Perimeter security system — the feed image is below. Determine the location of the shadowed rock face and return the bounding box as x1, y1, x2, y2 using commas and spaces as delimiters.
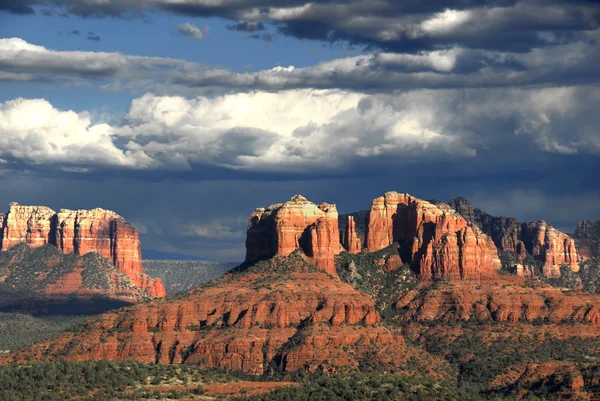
0, 203, 165, 297
573, 220, 600, 259
448, 197, 583, 278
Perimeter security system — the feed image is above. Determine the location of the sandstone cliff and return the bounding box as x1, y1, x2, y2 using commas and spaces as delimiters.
245, 195, 342, 275
246, 193, 500, 281
448, 197, 582, 278
0, 202, 164, 297
365, 192, 501, 280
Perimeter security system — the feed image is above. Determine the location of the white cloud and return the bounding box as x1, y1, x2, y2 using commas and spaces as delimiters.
176, 22, 209, 40
0, 86, 598, 174
0, 98, 140, 167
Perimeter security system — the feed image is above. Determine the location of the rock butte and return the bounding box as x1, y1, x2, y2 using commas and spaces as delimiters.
0, 203, 165, 297
448, 197, 584, 278
247, 193, 501, 281
245, 195, 342, 276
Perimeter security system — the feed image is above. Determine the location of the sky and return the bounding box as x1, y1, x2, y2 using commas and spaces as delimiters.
0, 0, 598, 262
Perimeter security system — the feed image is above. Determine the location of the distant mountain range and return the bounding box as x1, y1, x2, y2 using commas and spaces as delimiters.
141, 248, 210, 261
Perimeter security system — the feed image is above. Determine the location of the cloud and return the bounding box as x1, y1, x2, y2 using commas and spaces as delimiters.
87, 31, 100, 41
227, 21, 265, 32
0, 98, 141, 167
67, 29, 80, 36
0, 0, 34, 14
0, 86, 598, 176
176, 22, 209, 40
2, 37, 598, 93
7, 1, 598, 53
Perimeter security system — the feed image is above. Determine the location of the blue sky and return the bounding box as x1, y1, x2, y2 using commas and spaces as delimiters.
0, 0, 598, 261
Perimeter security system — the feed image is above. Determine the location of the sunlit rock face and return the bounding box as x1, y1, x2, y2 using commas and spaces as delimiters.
245, 195, 342, 276
366, 192, 501, 281
0, 202, 165, 297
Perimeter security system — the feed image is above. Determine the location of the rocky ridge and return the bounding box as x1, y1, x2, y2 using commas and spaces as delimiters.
0, 203, 165, 297
448, 197, 583, 278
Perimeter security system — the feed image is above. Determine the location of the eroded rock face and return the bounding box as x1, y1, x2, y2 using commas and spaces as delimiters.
522, 221, 579, 278
396, 275, 600, 324
448, 197, 584, 278
245, 195, 341, 275
573, 220, 600, 259
1, 203, 56, 250
0, 203, 164, 298
366, 192, 500, 281
342, 216, 362, 254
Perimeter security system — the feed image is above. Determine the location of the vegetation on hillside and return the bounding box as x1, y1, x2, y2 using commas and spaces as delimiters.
143, 259, 236, 295
335, 244, 417, 323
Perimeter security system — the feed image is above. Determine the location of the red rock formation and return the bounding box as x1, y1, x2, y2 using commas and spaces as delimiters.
245, 195, 341, 275
0, 203, 164, 298
0, 244, 153, 313
396, 275, 600, 324
448, 197, 586, 277
366, 192, 412, 250
1, 203, 55, 250
6, 254, 453, 379
343, 216, 362, 254
366, 192, 500, 281
521, 221, 579, 278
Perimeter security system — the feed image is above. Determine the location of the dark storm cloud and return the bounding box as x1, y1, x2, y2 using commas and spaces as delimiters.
227, 21, 265, 32
0, 0, 35, 14
7, 1, 600, 53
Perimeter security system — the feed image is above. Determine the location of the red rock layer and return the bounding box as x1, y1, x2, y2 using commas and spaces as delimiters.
521, 221, 579, 278
396, 274, 600, 323
366, 192, 500, 281
1, 203, 55, 249
0, 203, 164, 298
245, 195, 341, 275
343, 216, 362, 254
6, 259, 404, 374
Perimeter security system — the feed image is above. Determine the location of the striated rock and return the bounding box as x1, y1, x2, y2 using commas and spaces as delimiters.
449, 197, 584, 277
6, 255, 447, 376
396, 275, 600, 324
342, 216, 362, 254
245, 195, 342, 275
1, 203, 56, 250
366, 192, 500, 281
0, 203, 164, 298
573, 220, 600, 259
521, 221, 579, 278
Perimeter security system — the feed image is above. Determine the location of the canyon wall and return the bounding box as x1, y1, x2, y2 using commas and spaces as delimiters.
0, 203, 165, 297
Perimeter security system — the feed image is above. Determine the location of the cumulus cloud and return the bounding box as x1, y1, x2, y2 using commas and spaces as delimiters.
176, 22, 209, 40
0, 98, 141, 167
0, 86, 598, 175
